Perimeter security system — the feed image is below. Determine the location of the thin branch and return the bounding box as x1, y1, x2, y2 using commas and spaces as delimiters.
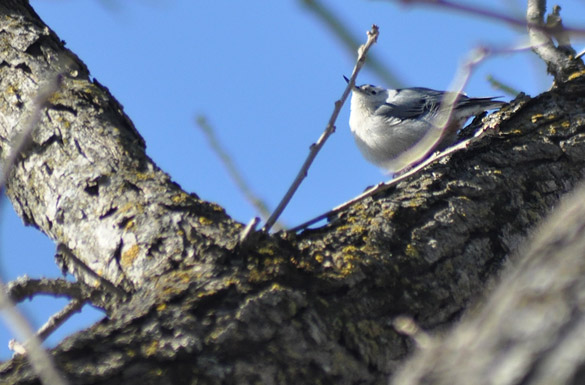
56, 244, 127, 299
195, 116, 281, 229
0, 76, 62, 193
392, 315, 432, 349
301, 0, 402, 88
526, 0, 584, 84
37, 299, 84, 342
7, 276, 89, 303
9, 299, 84, 355
238, 216, 260, 245
0, 75, 69, 385
6, 275, 113, 310
289, 136, 476, 232
262, 25, 380, 233
486, 75, 521, 97
397, 0, 585, 36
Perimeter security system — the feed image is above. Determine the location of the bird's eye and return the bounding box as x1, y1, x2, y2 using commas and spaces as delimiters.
371, 90, 377, 95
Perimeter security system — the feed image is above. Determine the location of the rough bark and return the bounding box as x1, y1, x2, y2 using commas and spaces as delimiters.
391, 179, 585, 385
1, 1, 585, 384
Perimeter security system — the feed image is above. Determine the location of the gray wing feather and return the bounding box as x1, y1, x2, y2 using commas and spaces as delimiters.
374, 88, 453, 120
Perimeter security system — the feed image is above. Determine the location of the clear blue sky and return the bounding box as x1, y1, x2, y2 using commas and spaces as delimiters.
0, 0, 583, 360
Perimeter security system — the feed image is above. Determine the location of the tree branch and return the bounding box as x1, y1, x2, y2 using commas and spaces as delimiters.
527, 0, 585, 85
392, 178, 585, 385
262, 25, 379, 232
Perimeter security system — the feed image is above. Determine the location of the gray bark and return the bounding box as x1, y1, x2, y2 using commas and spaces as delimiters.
1, 1, 585, 384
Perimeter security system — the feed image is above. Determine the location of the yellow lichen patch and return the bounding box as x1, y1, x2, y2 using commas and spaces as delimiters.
258, 246, 275, 256
315, 254, 324, 263
156, 303, 167, 312
150, 368, 164, 377
340, 260, 355, 275
126, 349, 136, 358
157, 271, 193, 297
171, 193, 189, 204
269, 282, 283, 292
531, 113, 544, 123
118, 202, 144, 215
121, 244, 140, 268
568, 69, 585, 81
263, 255, 286, 266
47, 91, 65, 105
5, 84, 17, 95
198, 216, 213, 226
405, 244, 419, 258
292, 257, 313, 270
248, 267, 268, 283
381, 208, 396, 218
144, 340, 159, 357
123, 219, 135, 231
333, 249, 359, 276
210, 204, 225, 212
335, 224, 351, 233
342, 245, 358, 255
543, 120, 571, 135
134, 171, 155, 181
531, 113, 556, 124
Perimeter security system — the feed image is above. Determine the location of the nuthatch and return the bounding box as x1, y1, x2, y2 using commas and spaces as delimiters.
346, 77, 504, 171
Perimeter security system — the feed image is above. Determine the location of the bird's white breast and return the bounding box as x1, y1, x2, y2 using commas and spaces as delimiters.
349, 93, 430, 169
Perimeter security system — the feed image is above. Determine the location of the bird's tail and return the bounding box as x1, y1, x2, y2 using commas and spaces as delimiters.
457, 97, 505, 115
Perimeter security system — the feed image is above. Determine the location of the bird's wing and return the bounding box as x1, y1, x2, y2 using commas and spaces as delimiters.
375, 88, 462, 121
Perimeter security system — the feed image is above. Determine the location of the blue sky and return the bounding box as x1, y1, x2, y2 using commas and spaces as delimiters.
0, 0, 583, 360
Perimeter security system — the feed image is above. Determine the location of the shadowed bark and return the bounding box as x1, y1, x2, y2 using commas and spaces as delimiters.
1, 1, 585, 384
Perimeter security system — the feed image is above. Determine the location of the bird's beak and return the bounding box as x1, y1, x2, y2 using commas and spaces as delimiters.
343, 75, 358, 90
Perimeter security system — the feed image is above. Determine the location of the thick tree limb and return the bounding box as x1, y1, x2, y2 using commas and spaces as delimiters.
392, 178, 585, 385
2, 1, 585, 385
0, 1, 240, 294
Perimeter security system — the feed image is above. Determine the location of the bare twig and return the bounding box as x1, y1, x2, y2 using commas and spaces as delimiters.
487, 75, 521, 97
289, 136, 479, 232
393, 315, 432, 349
0, 76, 62, 193
527, 0, 559, 68
397, 0, 585, 36
6, 275, 113, 309
0, 75, 69, 385
301, 0, 402, 88
262, 25, 380, 233
195, 116, 281, 229
238, 216, 260, 245
55, 244, 127, 298
527, 0, 584, 84
8, 299, 84, 354
37, 299, 84, 342
8, 276, 89, 303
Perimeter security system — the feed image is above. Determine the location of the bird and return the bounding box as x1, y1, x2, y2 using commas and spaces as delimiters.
346, 77, 504, 172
